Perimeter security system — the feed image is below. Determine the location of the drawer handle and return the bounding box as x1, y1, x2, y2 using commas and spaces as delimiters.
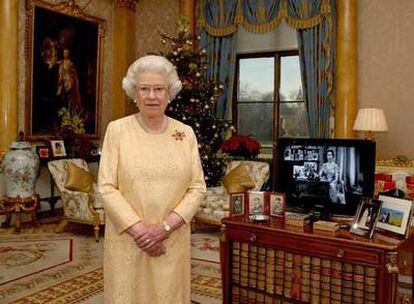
249, 234, 257, 242
336, 249, 345, 258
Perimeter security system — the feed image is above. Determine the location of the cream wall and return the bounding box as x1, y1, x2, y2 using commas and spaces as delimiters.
135, 0, 179, 57
358, 0, 414, 158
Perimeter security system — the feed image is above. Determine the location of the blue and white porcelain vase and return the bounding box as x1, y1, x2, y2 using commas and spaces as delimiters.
2, 141, 39, 198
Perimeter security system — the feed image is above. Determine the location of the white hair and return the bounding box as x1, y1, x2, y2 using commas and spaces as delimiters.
122, 55, 182, 102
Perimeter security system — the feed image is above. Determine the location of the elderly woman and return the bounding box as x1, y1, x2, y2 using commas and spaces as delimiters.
98, 55, 206, 303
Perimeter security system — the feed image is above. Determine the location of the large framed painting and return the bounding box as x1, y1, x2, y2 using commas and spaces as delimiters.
25, 0, 105, 139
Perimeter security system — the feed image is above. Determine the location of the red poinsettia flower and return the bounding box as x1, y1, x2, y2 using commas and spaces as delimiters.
220, 133, 261, 159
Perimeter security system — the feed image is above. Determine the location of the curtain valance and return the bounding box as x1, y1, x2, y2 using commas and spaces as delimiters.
198, 0, 332, 36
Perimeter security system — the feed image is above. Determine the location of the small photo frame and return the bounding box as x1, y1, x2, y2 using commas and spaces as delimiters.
268, 192, 285, 217
36, 146, 50, 159
50, 140, 66, 157
229, 193, 246, 217
350, 197, 381, 239
376, 195, 413, 237
248, 191, 265, 215
91, 143, 101, 156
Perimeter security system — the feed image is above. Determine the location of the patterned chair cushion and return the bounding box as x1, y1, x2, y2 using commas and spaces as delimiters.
226, 161, 269, 191
48, 159, 89, 192
196, 160, 269, 225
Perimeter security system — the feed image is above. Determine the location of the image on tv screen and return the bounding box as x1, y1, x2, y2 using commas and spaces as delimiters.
283, 145, 364, 206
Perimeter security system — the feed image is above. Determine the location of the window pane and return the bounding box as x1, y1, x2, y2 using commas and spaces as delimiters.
238, 103, 273, 145
238, 57, 274, 102
279, 102, 309, 138
280, 56, 303, 101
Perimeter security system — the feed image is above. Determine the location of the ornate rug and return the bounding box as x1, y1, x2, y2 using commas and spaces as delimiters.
0, 228, 221, 304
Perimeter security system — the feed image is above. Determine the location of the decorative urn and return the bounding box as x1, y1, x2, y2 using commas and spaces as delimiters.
1, 141, 39, 198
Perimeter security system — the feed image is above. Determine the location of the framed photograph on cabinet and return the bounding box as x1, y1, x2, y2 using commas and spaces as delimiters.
24, 0, 105, 140
229, 192, 246, 217
248, 191, 265, 215
376, 195, 413, 237
350, 197, 381, 239
268, 192, 286, 218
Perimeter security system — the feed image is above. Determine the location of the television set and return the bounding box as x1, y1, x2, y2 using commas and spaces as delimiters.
276, 138, 376, 218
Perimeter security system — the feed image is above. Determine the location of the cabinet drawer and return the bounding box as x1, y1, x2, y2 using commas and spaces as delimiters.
227, 227, 382, 265
298, 240, 381, 265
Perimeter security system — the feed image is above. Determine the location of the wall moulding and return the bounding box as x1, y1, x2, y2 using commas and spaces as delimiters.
112, 0, 138, 11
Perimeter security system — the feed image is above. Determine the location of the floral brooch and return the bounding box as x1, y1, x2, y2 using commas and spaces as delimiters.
172, 130, 186, 141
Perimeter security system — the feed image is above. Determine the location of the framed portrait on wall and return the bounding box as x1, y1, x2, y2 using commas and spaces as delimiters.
25, 0, 105, 140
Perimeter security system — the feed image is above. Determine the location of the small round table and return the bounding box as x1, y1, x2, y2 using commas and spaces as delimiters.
0, 194, 40, 232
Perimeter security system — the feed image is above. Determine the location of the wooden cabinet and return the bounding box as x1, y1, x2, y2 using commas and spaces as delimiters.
220, 217, 413, 304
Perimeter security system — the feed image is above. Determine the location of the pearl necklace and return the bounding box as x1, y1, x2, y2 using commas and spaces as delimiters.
137, 114, 168, 134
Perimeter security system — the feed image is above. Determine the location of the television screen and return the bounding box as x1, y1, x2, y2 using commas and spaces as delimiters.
277, 138, 376, 217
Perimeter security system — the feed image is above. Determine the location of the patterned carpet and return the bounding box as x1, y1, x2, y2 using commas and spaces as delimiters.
0, 226, 222, 304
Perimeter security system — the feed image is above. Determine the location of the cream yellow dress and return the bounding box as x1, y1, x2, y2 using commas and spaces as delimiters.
98, 114, 206, 304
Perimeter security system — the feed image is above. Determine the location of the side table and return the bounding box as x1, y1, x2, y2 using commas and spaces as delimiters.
0, 194, 40, 232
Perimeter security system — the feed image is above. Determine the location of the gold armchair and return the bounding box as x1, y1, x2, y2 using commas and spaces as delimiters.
47, 159, 105, 241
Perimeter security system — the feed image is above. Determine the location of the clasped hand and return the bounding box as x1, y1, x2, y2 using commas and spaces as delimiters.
129, 222, 169, 257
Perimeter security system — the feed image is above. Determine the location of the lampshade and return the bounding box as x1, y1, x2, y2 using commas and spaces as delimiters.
353, 108, 388, 132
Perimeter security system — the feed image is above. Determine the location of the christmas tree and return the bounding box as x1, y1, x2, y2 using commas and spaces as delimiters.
159, 21, 233, 187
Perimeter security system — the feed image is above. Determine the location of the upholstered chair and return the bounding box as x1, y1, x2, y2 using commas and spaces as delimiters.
47, 159, 105, 241
195, 160, 270, 226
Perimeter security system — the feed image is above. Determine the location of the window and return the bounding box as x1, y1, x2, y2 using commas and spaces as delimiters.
233, 51, 308, 150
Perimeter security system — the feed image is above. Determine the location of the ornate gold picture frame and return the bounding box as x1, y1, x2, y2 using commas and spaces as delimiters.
25, 0, 105, 140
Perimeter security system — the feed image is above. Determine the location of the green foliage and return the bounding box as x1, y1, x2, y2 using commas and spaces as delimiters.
58, 107, 85, 134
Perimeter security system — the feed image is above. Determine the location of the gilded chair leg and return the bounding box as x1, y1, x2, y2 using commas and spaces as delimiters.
94, 225, 100, 242
54, 219, 69, 233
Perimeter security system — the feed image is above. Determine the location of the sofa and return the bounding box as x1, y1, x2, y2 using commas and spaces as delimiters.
195, 160, 270, 226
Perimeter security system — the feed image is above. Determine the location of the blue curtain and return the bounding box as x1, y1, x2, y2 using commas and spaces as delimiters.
200, 1, 238, 119
287, 0, 335, 138
200, 31, 235, 119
